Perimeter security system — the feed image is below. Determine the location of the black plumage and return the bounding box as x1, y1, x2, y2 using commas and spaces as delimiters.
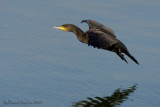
54, 19, 139, 64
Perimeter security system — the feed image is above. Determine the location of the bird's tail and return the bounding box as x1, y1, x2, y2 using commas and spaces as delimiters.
125, 51, 139, 65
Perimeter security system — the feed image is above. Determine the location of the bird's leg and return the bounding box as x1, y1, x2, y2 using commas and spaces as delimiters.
116, 49, 128, 63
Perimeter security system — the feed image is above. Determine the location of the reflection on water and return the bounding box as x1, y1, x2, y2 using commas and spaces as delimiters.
72, 84, 137, 107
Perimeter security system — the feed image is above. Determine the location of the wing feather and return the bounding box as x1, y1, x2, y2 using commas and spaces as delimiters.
85, 29, 118, 49
81, 19, 116, 37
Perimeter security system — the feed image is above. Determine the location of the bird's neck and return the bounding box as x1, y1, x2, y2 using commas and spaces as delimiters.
72, 27, 84, 37
71, 26, 85, 42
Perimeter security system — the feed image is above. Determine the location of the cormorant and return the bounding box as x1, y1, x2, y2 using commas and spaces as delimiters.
53, 19, 139, 65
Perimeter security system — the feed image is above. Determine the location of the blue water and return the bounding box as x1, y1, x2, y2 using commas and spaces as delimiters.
0, 0, 160, 107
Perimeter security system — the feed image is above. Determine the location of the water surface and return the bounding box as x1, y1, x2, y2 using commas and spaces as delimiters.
0, 0, 160, 107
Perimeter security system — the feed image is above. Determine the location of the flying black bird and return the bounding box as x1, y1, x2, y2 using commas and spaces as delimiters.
53, 19, 139, 64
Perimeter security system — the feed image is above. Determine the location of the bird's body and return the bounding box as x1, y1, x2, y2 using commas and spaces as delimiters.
54, 20, 139, 64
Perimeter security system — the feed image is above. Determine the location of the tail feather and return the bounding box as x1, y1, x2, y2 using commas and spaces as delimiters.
125, 52, 139, 65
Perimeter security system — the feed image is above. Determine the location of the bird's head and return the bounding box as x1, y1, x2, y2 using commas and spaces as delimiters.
53, 24, 77, 32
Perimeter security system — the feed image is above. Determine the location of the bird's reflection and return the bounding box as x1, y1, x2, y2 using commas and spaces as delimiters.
72, 84, 137, 107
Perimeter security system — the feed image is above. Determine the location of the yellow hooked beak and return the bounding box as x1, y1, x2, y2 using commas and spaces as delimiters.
53, 26, 66, 31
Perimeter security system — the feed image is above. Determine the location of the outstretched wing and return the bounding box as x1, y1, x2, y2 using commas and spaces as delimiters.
81, 19, 116, 37
85, 29, 118, 49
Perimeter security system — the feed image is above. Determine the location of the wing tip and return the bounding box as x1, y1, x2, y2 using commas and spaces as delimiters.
81, 20, 87, 23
